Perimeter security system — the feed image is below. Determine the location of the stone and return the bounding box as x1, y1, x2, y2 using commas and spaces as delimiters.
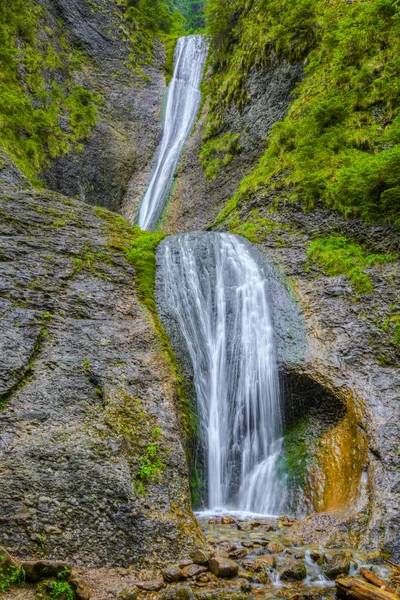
160, 586, 192, 600
323, 552, 351, 580
280, 561, 307, 581
238, 570, 254, 581
179, 559, 194, 568
190, 549, 210, 565
136, 580, 165, 591
221, 516, 236, 525
267, 542, 284, 554
181, 564, 208, 579
209, 558, 239, 578
240, 580, 253, 593
253, 571, 270, 584
22, 560, 70, 583
256, 555, 277, 568
70, 575, 91, 600
163, 566, 187, 583
118, 590, 137, 600
214, 549, 229, 559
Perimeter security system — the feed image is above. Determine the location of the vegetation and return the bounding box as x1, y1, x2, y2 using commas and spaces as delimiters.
0, 561, 25, 593
204, 0, 400, 225
199, 131, 241, 180
307, 235, 396, 294
0, 0, 102, 183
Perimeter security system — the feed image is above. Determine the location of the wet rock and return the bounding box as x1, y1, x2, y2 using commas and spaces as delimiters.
136, 580, 165, 591
257, 555, 277, 568
208, 518, 220, 525
242, 560, 263, 573
242, 542, 254, 548
160, 585, 192, 600
118, 590, 137, 600
221, 516, 237, 525
323, 552, 351, 580
180, 559, 195, 568
229, 549, 248, 559
238, 570, 254, 581
209, 557, 239, 578
182, 564, 208, 579
190, 549, 210, 565
280, 561, 307, 581
267, 542, 284, 554
215, 549, 229, 559
253, 571, 270, 584
240, 579, 253, 593
163, 566, 187, 583
310, 551, 323, 563
22, 560, 70, 583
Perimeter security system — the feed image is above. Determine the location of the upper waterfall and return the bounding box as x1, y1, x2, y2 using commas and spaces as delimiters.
136, 35, 208, 231
157, 233, 287, 515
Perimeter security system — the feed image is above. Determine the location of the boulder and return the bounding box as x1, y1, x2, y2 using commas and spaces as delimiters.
323, 552, 351, 580
181, 564, 208, 579
280, 561, 307, 581
136, 580, 165, 591
163, 566, 187, 583
22, 560, 70, 583
221, 516, 236, 525
267, 542, 284, 554
209, 557, 239, 578
189, 549, 210, 565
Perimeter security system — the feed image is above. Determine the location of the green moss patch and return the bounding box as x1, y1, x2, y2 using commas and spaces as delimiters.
204, 0, 400, 225
307, 235, 396, 294
200, 131, 241, 180
0, 1, 102, 183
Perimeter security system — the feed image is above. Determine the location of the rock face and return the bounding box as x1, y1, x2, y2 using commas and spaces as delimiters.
163, 56, 303, 234
0, 188, 202, 566
159, 54, 400, 559
40, 0, 165, 214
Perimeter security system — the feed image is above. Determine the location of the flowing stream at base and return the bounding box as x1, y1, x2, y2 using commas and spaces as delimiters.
158, 234, 286, 515
136, 35, 208, 231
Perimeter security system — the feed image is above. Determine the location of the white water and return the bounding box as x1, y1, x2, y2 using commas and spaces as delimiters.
136, 35, 208, 230
158, 233, 286, 514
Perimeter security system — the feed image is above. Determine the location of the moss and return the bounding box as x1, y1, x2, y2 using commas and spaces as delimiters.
306, 235, 396, 294
0, 1, 102, 182
199, 131, 241, 180
164, 35, 179, 84
100, 211, 201, 502
0, 562, 25, 594
278, 415, 315, 490
227, 210, 290, 243
204, 0, 400, 225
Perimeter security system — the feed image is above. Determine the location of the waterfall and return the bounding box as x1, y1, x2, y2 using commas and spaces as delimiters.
157, 233, 286, 515
136, 35, 208, 231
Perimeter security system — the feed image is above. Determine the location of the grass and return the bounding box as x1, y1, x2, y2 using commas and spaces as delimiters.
199, 131, 241, 180
204, 0, 400, 225
0, 0, 102, 183
0, 562, 25, 593
307, 235, 396, 294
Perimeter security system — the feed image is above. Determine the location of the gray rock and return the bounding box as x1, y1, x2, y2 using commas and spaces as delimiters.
208, 557, 239, 578
322, 552, 351, 580
0, 190, 202, 567
280, 561, 307, 581
181, 564, 208, 579
190, 549, 210, 565
163, 566, 187, 583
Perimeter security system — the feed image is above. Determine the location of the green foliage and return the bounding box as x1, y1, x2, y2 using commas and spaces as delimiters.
200, 131, 241, 180
126, 226, 167, 313
37, 579, 75, 600
0, 0, 101, 182
227, 210, 289, 243
137, 442, 162, 481
277, 416, 315, 490
307, 235, 396, 294
0, 562, 25, 593
205, 0, 400, 224
175, 0, 205, 31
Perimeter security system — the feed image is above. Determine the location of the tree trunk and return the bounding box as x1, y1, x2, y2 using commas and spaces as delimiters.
337, 577, 400, 600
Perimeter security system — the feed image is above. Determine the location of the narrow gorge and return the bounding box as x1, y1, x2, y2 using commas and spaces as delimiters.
0, 1, 399, 600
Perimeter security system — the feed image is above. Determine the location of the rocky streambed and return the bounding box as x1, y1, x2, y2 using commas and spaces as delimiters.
3, 514, 400, 600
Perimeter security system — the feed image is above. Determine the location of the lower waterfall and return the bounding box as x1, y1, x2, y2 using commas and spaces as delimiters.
157, 233, 287, 515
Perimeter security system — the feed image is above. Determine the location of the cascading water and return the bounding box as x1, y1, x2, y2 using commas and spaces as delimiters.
136, 35, 208, 231
157, 233, 287, 515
